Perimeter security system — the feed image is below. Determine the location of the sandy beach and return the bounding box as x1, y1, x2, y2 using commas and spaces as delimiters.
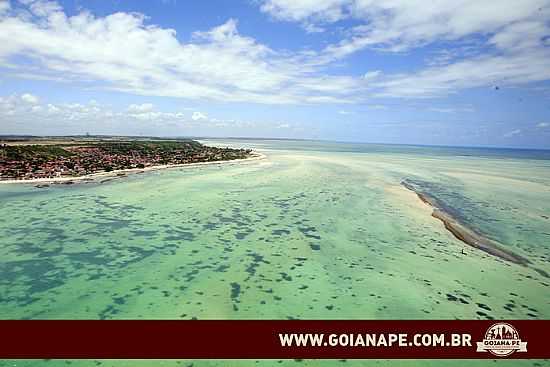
0, 151, 266, 185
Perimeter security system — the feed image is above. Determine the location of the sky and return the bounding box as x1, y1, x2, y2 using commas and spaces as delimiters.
0, 0, 550, 148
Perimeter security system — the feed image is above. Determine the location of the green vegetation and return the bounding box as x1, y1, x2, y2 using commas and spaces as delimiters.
0, 145, 74, 161
96, 140, 202, 155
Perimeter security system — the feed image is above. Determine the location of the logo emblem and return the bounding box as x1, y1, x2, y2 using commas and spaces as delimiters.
476, 323, 527, 357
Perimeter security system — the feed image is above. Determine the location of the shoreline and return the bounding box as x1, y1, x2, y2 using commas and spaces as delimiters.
401, 180, 532, 267
0, 152, 266, 185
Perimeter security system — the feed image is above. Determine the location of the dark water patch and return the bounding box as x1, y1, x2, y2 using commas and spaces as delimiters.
213, 214, 238, 224
77, 230, 105, 238
446, 293, 469, 304
230, 283, 241, 299
214, 264, 230, 273
477, 303, 492, 311
309, 244, 321, 251
235, 228, 254, 240
130, 286, 145, 295
476, 311, 495, 320
92, 198, 144, 213
0, 258, 67, 298
112, 296, 127, 305
65, 249, 110, 266
114, 246, 156, 268
179, 267, 199, 282
245, 252, 270, 280
298, 226, 321, 240
164, 230, 195, 241
130, 229, 159, 237
279, 272, 292, 281
230, 282, 241, 311
203, 222, 220, 230
12, 241, 63, 257
98, 304, 119, 319
8, 226, 69, 243
272, 229, 291, 236
533, 268, 549, 278
80, 218, 136, 231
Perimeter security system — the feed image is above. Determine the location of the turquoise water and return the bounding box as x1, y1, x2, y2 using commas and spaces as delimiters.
1, 139, 549, 366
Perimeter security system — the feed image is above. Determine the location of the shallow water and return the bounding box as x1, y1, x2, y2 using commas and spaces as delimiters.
1, 140, 549, 366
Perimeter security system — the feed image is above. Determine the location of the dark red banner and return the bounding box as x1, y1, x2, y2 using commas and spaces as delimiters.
0, 320, 547, 359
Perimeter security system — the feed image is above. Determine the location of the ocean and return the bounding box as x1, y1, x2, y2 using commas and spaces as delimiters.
1, 139, 549, 367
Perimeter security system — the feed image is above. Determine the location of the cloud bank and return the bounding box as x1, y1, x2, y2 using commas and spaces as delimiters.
0, 93, 213, 133
0, 0, 549, 103
260, 0, 550, 97
0, 0, 364, 104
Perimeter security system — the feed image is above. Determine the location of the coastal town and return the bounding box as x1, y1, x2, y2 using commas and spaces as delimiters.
0, 138, 252, 181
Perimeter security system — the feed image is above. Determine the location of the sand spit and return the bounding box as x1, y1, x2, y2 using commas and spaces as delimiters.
401, 180, 531, 267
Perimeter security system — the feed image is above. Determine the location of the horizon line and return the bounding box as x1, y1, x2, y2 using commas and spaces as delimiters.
1, 133, 549, 152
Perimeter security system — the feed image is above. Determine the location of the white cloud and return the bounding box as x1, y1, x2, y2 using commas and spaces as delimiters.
21, 93, 39, 104
429, 106, 474, 113
503, 129, 522, 138
127, 103, 154, 113
303, 23, 325, 33
366, 104, 387, 110
260, 0, 348, 23
0, 1, 9, 16
0, 93, 199, 133
0, 93, 293, 136
191, 111, 207, 121
373, 48, 550, 97
429, 108, 455, 113
0, 2, 365, 104
363, 70, 381, 80
47, 103, 60, 113
1, 0, 550, 104
259, 0, 550, 97
260, 0, 549, 51
537, 122, 549, 128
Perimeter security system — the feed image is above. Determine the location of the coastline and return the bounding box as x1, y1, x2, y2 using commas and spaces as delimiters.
0, 151, 266, 185
401, 180, 532, 267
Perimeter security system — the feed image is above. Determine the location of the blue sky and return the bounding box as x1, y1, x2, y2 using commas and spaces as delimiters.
1, 0, 550, 148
